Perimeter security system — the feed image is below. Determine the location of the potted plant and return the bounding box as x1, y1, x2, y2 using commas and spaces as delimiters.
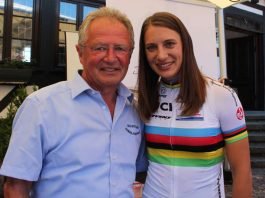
0, 59, 36, 82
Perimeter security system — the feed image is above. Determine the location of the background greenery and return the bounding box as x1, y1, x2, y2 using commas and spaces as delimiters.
0, 86, 36, 161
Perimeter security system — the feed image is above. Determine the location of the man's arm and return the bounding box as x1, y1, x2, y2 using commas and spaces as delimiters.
135, 171, 147, 184
4, 177, 32, 198
225, 138, 253, 198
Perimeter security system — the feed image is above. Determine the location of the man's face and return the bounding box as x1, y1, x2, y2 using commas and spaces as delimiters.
76, 17, 132, 91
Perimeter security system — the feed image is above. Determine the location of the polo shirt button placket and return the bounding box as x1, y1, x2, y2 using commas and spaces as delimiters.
111, 154, 117, 161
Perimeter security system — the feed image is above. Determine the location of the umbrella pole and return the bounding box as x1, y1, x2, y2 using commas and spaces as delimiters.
217, 9, 228, 79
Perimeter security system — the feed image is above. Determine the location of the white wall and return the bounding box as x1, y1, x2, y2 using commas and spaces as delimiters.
107, 0, 219, 89
66, 32, 82, 81
66, 0, 219, 89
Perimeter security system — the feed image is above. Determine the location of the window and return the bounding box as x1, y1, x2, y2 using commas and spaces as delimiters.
0, 0, 35, 63
83, 6, 97, 20
58, 2, 77, 66
0, 0, 5, 61
12, 0, 33, 62
0, 0, 104, 70
58, 1, 100, 67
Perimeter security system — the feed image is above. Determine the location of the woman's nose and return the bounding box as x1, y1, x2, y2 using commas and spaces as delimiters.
156, 47, 168, 60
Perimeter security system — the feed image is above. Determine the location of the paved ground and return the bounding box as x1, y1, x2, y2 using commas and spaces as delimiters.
225, 168, 265, 198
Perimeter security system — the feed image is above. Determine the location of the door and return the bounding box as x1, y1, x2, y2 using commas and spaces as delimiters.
226, 30, 264, 110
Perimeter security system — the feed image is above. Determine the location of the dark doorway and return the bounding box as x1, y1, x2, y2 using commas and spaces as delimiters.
225, 28, 264, 110
224, 6, 265, 111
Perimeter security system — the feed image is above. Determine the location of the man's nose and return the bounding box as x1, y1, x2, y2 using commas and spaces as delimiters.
104, 48, 117, 62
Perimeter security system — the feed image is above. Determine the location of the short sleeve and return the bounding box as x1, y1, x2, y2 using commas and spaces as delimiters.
0, 96, 44, 181
214, 86, 248, 144
135, 123, 148, 173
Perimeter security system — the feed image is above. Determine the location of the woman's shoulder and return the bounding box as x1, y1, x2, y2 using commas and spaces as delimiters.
204, 77, 242, 119
205, 77, 235, 95
204, 77, 240, 107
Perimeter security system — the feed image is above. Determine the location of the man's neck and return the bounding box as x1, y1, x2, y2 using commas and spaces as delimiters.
101, 89, 118, 119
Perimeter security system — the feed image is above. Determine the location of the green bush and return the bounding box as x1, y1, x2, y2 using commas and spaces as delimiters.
0, 118, 12, 162
0, 86, 36, 161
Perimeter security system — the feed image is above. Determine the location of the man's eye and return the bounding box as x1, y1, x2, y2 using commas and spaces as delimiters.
93, 46, 107, 52
115, 46, 126, 52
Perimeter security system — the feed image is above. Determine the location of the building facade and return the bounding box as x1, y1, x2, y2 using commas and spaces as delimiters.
0, 0, 105, 87
0, 0, 264, 111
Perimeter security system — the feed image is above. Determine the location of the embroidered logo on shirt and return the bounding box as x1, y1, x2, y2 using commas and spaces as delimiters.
236, 107, 244, 120
126, 124, 140, 135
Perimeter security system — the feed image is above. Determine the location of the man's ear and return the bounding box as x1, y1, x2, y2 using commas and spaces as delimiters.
76, 44, 85, 66
76, 44, 82, 58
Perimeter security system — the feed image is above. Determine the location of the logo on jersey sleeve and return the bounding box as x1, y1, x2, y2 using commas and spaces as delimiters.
236, 107, 244, 120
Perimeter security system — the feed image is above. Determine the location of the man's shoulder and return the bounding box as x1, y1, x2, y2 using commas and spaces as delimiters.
28, 80, 70, 102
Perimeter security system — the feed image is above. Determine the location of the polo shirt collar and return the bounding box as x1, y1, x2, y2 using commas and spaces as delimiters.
117, 83, 134, 103
69, 72, 134, 103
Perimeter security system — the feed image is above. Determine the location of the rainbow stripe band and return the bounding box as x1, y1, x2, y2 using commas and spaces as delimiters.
148, 149, 224, 167
145, 125, 248, 167
225, 131, 248, 144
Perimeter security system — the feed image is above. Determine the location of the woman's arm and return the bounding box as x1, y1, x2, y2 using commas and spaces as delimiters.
225, 138, 253, 198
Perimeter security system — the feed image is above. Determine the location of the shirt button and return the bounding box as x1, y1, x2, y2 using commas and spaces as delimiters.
111, 155, 117, 160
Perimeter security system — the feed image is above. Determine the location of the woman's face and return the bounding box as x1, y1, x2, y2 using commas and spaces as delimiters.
144, 25, 183, 83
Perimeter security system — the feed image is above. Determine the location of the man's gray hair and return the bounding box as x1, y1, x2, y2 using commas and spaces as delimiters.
78, 7, 134, 48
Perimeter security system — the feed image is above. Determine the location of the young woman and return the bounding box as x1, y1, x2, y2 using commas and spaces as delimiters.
137, 12, 252, 198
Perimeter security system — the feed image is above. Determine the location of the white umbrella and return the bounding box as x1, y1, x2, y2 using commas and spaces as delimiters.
203, 0, 249, 79
203, 0, 249, 8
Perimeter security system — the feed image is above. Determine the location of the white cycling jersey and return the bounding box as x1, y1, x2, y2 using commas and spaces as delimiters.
143, 78, 248, 198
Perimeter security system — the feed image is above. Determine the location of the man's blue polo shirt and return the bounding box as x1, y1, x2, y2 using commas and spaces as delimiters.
0, 74, 148, 197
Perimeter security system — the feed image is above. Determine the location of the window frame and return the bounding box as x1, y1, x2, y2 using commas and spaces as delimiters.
1, 0, 39, 63
56, 0, 103, 67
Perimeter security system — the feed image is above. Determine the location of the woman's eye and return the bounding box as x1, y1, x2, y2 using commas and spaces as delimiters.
146, 45, 156, 52
164, 42, 176, 48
